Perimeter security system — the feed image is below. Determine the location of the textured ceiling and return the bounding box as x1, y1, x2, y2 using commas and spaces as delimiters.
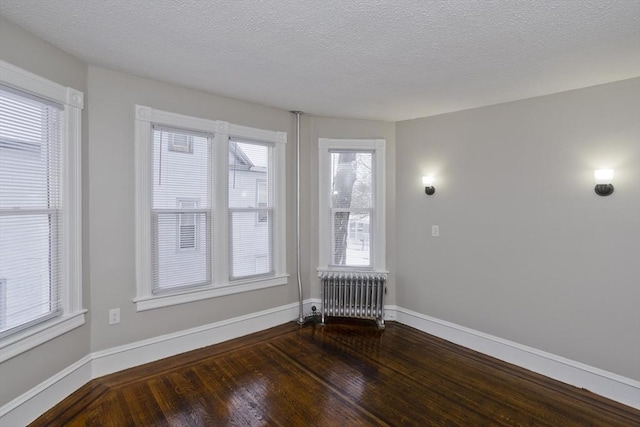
1, 0, 639, 121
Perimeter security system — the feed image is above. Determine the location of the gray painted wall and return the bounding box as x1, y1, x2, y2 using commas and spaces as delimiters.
86, 65, 299, 351
0, 16, 91, 406
395, 78, 640, 380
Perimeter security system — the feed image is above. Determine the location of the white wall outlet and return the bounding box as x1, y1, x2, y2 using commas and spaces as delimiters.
109, 308, 120, 325
432, 225, 440, 237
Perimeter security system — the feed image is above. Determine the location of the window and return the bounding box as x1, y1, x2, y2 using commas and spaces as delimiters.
318, 138, 386, 272
135, 106, 287, 311
229, 139, 273, 279
151, 125, 211, 295
0, 60, 84, 362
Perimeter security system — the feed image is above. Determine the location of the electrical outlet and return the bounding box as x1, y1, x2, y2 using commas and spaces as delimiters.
109, 308, 120, 325
432, 225, 440, 237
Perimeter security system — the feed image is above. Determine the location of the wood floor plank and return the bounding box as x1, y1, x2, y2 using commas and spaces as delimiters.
30, 320, 640, 426
272, 328, 504, 425
213, 345, 385, 425
120, 383, 170, 427
381, 323, 639, 425
28, 381, 110, 426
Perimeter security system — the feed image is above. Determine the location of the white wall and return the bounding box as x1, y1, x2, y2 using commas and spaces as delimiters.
395, 78, 640, 380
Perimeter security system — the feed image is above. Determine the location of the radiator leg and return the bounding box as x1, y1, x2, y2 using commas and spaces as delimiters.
320, 276, 324, 324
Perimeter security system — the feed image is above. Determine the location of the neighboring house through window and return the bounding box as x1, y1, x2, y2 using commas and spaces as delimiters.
151, 126, 211, 295
229, 139, 273, 279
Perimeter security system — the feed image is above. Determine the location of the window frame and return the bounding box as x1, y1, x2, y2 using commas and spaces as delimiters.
134, 105, 287, 311
318, 138, 386, 273
0, 60, 85, 363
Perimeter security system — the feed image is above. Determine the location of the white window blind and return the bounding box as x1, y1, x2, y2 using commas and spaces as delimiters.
330, 150, 374, 267
152, 126, 212, 293
0, 85, 63, 337
228, 139, 273, 280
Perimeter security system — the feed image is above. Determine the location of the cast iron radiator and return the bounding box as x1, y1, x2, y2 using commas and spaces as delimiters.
320, 272, 386, 329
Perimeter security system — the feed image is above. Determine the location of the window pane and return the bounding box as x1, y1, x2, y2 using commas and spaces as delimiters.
0, 86, 62, 335
152, 212, 210, 292
329, 150, 373, 267
153, 128, 210, 209
229, 139, 273, 280
332, 210, 371, 267
230, 211, 273, 278
0, 213, 60, 334
330, 151, 373, 209
151, 127, 212, 292
229, 141, 271, 209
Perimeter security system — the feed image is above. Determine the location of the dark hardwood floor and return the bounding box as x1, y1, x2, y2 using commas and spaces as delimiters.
32, 319, 640, 426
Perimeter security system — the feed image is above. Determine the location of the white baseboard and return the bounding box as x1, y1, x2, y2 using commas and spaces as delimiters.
0, 300, 313, 426
92, 300, 305, 378
384, 304, 397, 321
2, 302, 637, 426
395, 306, 640, 410
0, 355, 92, 426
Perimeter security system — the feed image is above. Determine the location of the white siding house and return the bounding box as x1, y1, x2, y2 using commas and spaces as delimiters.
151, 130, 270, 292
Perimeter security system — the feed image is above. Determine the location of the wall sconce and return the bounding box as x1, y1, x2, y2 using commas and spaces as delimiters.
594, 169, 614, 196
422, 176, 435, 195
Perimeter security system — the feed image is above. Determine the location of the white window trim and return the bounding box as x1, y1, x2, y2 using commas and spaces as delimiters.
318, 138, 386, 274
0, 60, 85, 363
134, 105, 287, 311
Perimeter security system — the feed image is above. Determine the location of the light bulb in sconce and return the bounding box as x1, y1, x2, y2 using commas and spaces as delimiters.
594, 169, 614, 196
422, 176, 435, 195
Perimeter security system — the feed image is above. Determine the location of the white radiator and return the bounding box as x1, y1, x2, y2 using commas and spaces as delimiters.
320, 272, 386, 329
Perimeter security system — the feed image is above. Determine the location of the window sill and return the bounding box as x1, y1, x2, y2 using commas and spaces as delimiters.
134, 274, 289, 312
0, 310, 87, 363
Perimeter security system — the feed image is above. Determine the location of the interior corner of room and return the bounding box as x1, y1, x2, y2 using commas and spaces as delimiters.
0, 2, 639, 424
